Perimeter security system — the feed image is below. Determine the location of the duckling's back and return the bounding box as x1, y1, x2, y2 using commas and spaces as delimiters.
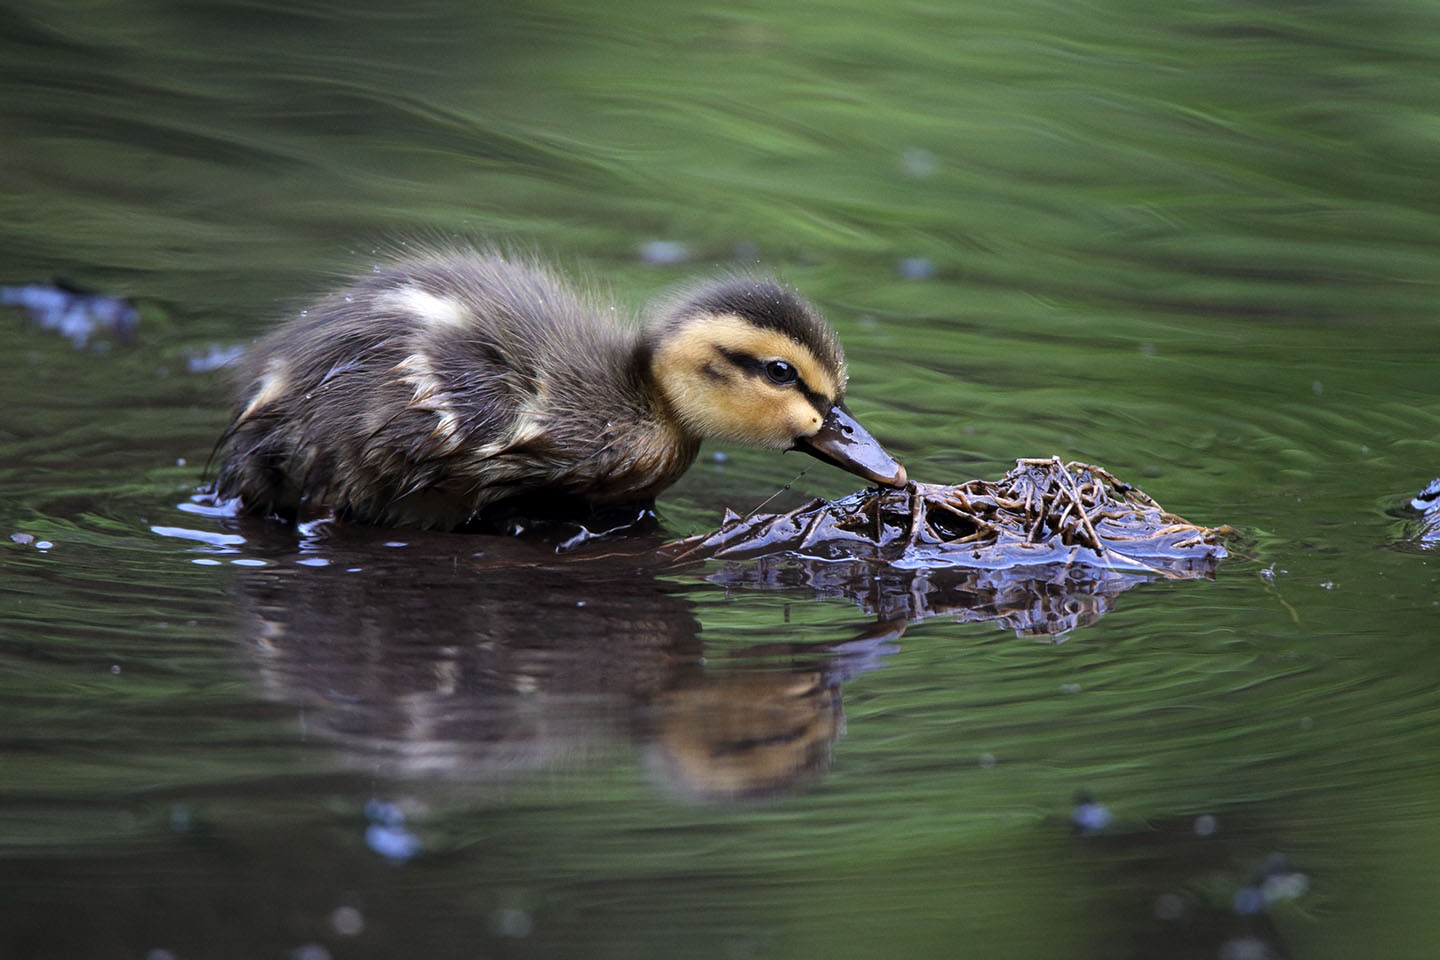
213, 251, 696, 529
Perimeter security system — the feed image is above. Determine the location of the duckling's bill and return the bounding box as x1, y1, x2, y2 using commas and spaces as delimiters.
792, 404, 907, 488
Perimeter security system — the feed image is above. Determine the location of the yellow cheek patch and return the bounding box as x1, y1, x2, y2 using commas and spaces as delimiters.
651, 314, 844, 448
706, 390, 821, 448
778, 394, 825, 441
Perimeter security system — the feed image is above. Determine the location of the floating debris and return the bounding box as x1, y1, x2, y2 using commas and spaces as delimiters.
1388, 476, 1440, 551
1071, 791, 1113, 834
363, 799, 421, 862
1, 283, 138, 348
668, 457, 1227, 574
663, 458, 1227, 637
1410, 476, 1440, 513
1399, 476, 1440, 550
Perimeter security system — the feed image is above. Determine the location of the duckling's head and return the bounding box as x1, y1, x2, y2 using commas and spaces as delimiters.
648, 278, 906, 488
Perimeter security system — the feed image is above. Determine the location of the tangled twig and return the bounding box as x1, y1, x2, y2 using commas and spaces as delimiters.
664, 457, 1228, 574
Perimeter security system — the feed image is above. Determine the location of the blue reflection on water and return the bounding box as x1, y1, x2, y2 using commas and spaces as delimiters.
364, 800, 422, 863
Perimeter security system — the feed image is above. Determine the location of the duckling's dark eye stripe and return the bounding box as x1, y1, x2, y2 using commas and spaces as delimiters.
719, 347, 798, 385
717, 346, 830, 410
718, 346, 768, 378
802, 388, 832, 414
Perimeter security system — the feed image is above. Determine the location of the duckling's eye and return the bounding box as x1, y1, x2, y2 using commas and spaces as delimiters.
765, 360, 798, 385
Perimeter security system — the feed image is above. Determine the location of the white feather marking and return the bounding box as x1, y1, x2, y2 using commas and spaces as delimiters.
375, 286, 471, 329
392, 353, 444, 403
393, 352, 461, 445
239, 359, 288, 420
430, 410, 463, 451
468, 412, 546, 464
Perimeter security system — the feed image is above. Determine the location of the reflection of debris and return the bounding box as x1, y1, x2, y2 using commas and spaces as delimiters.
705, 556, 1167, 637
1, 283, 138, 348
665, 458, 1227, 637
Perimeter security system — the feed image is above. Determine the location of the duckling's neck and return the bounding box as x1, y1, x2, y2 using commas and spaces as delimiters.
634, 339, 688, 429
521, 340, 700, 505
605, 343, 702, 499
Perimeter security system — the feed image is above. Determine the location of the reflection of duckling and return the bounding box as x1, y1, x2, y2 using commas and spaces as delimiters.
644, 671, 842, 802
213, 248, 905, 530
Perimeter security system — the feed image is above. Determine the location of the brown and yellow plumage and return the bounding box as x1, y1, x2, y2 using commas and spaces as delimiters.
212, 248, 904, 530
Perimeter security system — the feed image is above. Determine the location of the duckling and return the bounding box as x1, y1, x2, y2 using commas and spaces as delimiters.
212, 248, 906, 531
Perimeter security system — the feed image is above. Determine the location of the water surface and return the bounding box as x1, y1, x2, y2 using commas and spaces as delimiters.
3, 1, 1439, 958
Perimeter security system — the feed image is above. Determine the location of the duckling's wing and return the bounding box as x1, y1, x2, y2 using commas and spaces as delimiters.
215, 252, 649, 528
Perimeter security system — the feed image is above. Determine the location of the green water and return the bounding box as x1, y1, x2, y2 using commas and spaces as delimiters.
3, 1, 1440, 957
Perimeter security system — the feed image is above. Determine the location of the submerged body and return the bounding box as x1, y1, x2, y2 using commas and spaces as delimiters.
213, 249, 904, 530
